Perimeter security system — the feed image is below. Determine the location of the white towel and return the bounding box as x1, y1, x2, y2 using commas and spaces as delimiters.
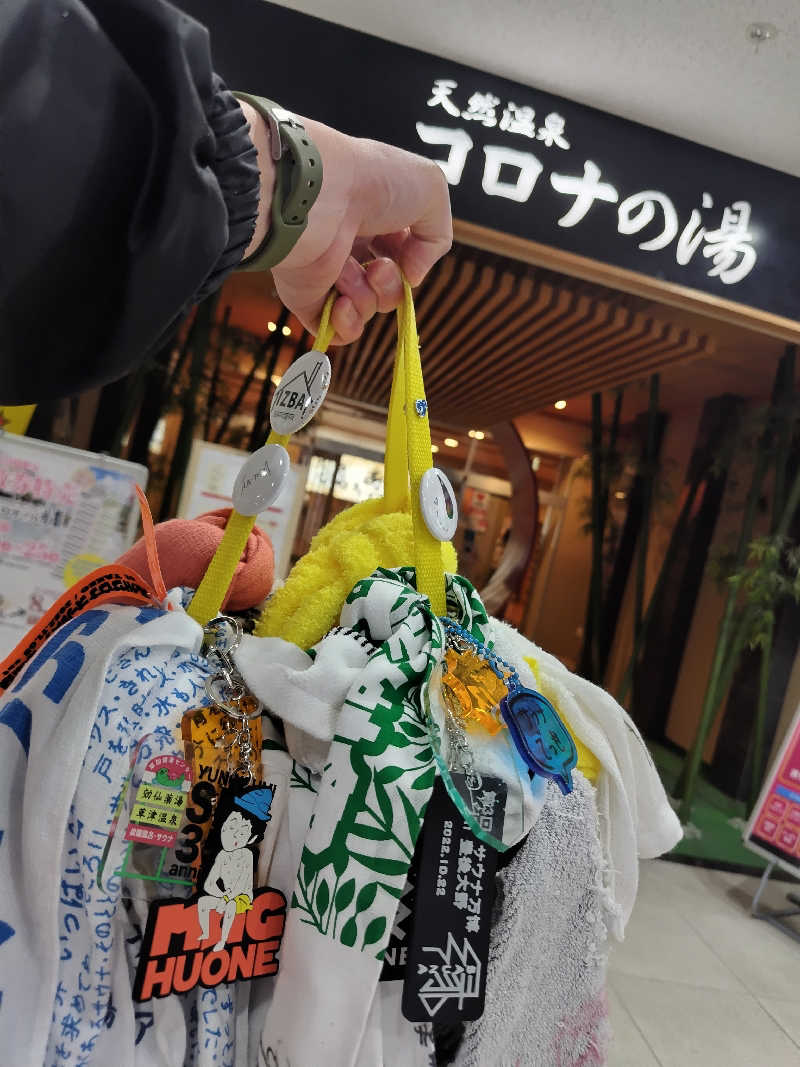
489, 620, 682, 936
0, 602, 204, 1067
456, 775, 613, 1067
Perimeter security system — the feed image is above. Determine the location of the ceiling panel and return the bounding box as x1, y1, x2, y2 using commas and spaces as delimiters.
324, 242, 714, 425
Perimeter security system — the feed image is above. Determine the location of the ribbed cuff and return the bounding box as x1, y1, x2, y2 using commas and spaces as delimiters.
195, 74, 260, 301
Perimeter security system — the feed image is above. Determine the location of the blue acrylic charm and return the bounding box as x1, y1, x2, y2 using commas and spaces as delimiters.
500, 688, 578, 795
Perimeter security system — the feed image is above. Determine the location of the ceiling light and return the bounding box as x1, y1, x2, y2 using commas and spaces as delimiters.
747, 22, 778, 46
282, 325, 292, 336
531, 456, 541, 471
267, 321, 277, 332
431, 444, 439, 453
271, 374, 281, 386
615, 490, 626, 500
444, 437, 459, 448
554, 400, 567, 410
468, 429, 485, 440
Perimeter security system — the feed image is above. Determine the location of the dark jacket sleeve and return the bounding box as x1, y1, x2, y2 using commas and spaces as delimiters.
0, 0, 260, 403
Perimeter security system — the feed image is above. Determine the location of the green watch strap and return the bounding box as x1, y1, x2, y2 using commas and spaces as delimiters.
234, 93, 323, 272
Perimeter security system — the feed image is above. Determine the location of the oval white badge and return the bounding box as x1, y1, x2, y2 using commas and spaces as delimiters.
232, 444, 290, 516
270, 349, 331, 435
419, 468, 459, 541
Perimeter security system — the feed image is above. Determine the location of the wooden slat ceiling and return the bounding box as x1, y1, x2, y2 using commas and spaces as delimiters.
326, 241, 714, 426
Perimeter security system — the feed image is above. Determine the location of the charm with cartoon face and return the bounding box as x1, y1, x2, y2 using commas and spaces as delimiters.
500, 689, 577, 795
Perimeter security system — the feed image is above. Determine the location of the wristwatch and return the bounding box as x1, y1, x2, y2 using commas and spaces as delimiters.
234, 92, 323, 272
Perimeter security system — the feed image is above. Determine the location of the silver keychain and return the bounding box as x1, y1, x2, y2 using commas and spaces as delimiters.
202, 615, 262, 783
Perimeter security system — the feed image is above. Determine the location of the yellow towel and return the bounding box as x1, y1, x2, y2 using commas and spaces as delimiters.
256, 507, 457, 649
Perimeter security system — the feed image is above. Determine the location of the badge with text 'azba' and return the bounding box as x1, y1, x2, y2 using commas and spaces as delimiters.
269, 349, 331, 435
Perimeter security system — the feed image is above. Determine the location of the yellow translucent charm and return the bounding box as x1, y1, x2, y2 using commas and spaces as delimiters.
440, 646, 509, 735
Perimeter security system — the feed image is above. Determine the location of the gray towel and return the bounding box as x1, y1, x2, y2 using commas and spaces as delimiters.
456, 774, 613, 1067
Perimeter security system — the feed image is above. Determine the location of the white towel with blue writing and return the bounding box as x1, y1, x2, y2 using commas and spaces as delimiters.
0, 603, 206, 1067
0, 600, 427, 1067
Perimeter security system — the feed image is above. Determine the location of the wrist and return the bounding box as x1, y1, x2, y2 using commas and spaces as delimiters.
239, 100, 276, 260
273, 118, 357, 272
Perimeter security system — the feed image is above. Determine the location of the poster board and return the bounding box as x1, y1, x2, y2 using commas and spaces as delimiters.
0, 432, 147, 657
744, 702, 800, 877
177, 439, 306, 580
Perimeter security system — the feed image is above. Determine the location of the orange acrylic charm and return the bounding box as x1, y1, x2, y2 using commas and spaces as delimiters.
440, 646, 510, 735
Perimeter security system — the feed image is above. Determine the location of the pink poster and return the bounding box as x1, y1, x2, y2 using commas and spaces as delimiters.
745, 704, 800, 873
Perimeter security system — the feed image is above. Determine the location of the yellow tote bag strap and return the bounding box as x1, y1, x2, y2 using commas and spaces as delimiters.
187, 296, 336, 625
382, 317, 409, 513
397, 279, 446, 616
188, 280, 447, 625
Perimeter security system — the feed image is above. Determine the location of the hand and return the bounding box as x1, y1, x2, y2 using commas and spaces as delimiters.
239, 104, 452, 345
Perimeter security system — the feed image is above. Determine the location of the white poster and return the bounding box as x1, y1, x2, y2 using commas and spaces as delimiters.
178, 439, 306, 580
0, 433, 147, 656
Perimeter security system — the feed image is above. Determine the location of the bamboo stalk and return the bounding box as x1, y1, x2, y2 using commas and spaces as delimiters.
580, 393, 605, 681
750, 628, 774, 811
216, 335, 268, 444
677, 355, 790, 820
164, 309, 199, 399
108, 361, 149, 457
249, 306, 290, 451
600, 388, 624, 544
616, 477, 700, 704
159, 294, 218, 520
205, 306, 230, 440
747, 345, 796, 809
771, 347, 796, 532
747, 459, 800, 802
634, 374, 661, 649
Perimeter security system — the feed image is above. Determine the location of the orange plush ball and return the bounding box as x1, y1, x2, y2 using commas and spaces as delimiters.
117, 508, 274, 611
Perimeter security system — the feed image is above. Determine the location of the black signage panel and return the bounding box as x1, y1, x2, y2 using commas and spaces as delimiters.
181, 0, 800, 323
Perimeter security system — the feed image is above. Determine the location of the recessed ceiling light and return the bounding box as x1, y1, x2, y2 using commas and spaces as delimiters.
282, 325, 291, 336
615, 490, 626, 500
431, 444, 439, 453
271, 374, 281, 385
267, 321, 277, 332
468, 429, 486, 440
531, 456, 541, 471
444, 437, 459, 448
554, 400, 567, 410
747, 22, 778, 46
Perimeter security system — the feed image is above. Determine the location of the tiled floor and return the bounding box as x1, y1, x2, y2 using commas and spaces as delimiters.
608, 859, 800, 1066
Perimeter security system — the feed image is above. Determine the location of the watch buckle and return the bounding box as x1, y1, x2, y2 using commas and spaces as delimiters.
266, 108, 302, 162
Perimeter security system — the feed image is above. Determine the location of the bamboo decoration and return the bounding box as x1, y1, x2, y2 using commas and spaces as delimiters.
677, 345, 799, 821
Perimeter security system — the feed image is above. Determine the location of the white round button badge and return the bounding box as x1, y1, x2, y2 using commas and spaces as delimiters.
270, 350, 331, 435
419, 468, 459, 541
232, 444, 290, 516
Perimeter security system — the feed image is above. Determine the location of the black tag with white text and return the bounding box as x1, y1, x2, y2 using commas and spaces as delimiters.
401, 773, 505, 1023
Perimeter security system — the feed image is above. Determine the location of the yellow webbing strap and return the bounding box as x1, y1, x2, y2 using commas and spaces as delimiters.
188, 281, 447, 625
187, 296, 335, 624
398, 280, 446, 616
382, 320, 409, 513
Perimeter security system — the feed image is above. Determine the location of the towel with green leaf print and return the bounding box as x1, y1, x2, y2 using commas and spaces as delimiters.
289, 566, 489, 959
